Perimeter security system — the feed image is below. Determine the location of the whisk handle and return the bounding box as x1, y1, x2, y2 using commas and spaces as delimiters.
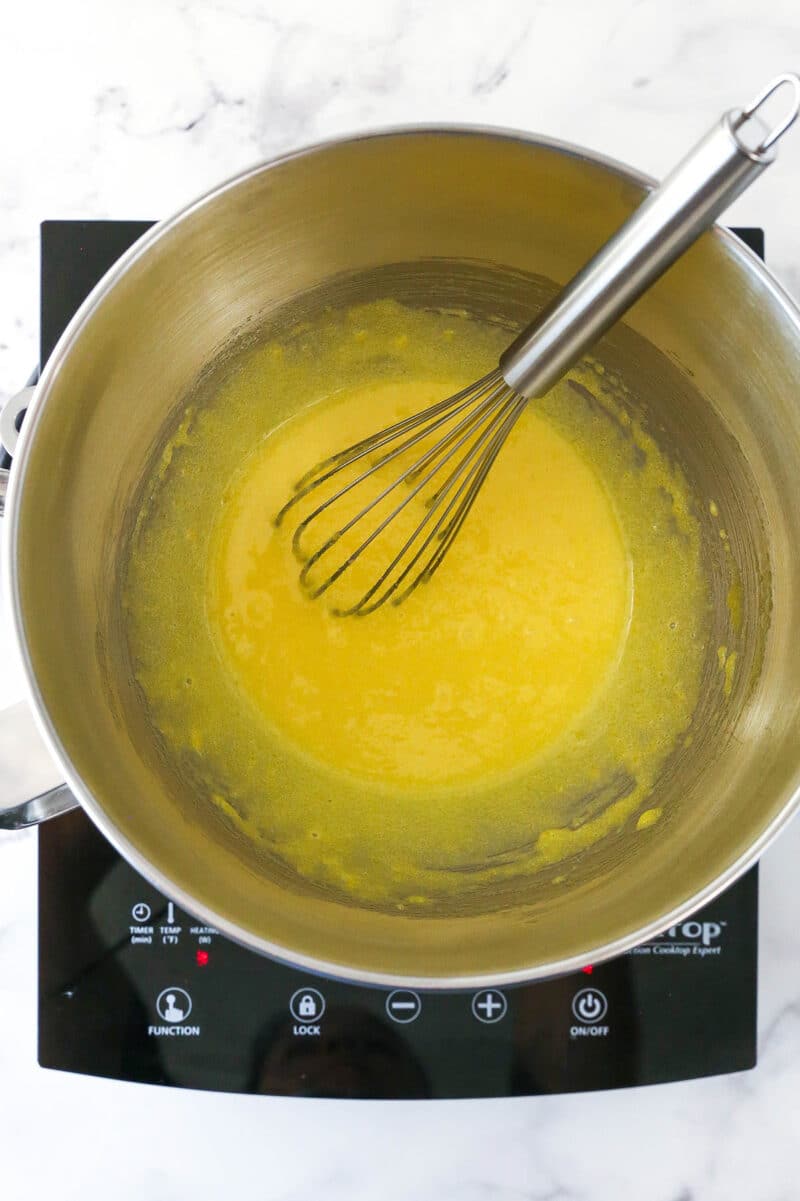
500, 73, 800, 399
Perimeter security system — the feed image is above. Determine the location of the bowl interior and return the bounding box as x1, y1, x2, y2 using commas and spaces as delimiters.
12, 129, 800, 984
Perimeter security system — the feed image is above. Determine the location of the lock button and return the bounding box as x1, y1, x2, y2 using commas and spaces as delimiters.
289, 987, 326, 1023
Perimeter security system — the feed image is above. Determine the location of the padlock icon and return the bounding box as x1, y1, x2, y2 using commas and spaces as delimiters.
290, 987, 326, 1024
298, 993, 317, 1018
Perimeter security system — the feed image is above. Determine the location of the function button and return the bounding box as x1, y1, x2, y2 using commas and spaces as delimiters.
156, 987, 193, 1024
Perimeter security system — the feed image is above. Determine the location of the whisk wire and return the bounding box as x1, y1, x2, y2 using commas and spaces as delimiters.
334, 392, 516, 612
298, 375, 513, 601
274, 365, 531, 613
274, 365, 531, 612
339, 392, 528, 615
296, 373, 506, 567
276, 368, 504, 520
405, 395, 529, 595
274, 371, 511, 599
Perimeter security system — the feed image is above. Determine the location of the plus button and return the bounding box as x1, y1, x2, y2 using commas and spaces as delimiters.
472, 989, 508, 1024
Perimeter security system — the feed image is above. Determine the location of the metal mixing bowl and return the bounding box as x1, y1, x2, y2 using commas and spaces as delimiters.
3, 127, 800, 986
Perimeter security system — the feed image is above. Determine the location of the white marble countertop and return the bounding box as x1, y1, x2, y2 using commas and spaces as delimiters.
2, 1, 800, 1197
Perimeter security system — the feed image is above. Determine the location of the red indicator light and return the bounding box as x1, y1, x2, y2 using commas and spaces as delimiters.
581, 964, 594, 974
196, 949, 210, 967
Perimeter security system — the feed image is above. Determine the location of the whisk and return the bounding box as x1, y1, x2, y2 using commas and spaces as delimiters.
276, 74, 800, 616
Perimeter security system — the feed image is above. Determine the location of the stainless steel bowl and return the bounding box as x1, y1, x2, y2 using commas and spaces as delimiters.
3, 126, 800, 987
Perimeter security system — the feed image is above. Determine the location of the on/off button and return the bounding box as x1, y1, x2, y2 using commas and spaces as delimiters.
571, 987, 608, 1024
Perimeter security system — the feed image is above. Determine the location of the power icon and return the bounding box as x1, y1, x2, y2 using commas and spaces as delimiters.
571, 987, 608, 1024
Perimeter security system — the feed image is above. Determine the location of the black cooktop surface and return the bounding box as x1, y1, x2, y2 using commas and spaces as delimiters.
36, 221, 760, 1098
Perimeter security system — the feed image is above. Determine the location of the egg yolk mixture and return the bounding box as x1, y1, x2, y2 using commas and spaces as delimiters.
212, 378, 631, 786
123, 300, 710, 907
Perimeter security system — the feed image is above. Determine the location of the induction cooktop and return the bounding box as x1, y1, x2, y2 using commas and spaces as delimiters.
32, 220, 760, 1098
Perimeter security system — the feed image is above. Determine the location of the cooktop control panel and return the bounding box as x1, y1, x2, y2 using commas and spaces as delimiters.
39, 809, 757, 1097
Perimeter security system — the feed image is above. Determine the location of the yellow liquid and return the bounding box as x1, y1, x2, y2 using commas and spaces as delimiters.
211, 380, 631, 787
124, 300, 710, 907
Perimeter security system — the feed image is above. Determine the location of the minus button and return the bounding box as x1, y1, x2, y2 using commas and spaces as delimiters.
385, 990, 422, 1024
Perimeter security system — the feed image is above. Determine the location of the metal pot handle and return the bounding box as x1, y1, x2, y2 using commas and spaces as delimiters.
0, 702, 79, 828
0, 385, 33, 517
0, 388, 80, 826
